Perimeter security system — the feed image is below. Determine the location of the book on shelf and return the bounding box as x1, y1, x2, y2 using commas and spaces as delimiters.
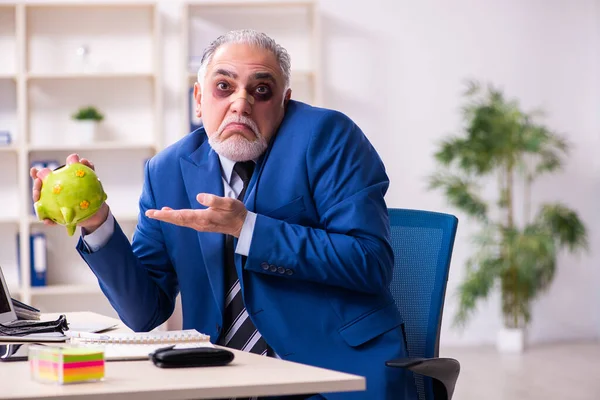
0, 131, 11, 146
16, 233, 47, 287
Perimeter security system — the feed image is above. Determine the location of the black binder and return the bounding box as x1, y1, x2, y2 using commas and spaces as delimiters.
0, 314, 68, 337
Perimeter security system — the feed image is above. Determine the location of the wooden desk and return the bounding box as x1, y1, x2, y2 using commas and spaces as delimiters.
0, 312, 365, 400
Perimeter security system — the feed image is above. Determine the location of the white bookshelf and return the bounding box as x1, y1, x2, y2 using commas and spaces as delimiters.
0, 5, 17, 77
0, 1, 162, 318
30, 284, 102, 296
26, 72, 156, 80
181, 0, 321, 137
0, 0, 20, 307
28, 142, 157, 152
1, 0, 322, 325
28, 213, 139, 225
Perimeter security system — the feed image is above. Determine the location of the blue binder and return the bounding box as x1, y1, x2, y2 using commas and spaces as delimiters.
16, 233, 47, 287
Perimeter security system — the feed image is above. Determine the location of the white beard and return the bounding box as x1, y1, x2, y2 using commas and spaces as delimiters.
208, 115, 268, 162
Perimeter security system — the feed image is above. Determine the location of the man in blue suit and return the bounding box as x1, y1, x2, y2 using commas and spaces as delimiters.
31, 30, 416, 399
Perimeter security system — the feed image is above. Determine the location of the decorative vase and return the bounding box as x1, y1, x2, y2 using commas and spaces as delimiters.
496, 327, 526, 354
76, 44, 92, 73
74, 120, 97, 144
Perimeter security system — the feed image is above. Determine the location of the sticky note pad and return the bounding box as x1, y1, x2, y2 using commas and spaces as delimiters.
29, 345, 105, 384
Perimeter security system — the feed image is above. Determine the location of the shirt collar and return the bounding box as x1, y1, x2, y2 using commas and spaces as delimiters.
218, 155, 237, 185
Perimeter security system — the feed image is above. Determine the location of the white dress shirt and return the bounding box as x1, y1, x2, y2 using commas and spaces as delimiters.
82, 155, 257, 254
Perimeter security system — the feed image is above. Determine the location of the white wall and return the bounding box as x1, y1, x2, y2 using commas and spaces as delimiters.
21, 0, 600, 347
313, 0, 600, 347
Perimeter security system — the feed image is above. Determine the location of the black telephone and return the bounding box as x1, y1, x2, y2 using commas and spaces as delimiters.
150, 346, 234, 368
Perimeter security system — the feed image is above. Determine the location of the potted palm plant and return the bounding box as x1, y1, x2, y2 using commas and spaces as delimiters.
429, 80, 588, 353
72, 106, 104, 144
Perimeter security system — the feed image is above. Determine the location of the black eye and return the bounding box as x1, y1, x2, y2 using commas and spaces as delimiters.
217, 82, 230, 90
256, 85, 270, 94
254, 85, 273, 101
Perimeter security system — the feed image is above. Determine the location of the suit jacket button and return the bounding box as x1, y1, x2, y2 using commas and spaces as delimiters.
285, 268, 294, 276
269, 264, 277, 272
277, 266, 285, 274
261, 262, 269, 270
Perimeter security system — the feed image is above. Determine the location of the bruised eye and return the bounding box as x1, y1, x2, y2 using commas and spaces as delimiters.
214, 81, 233, 99
217, 82, 230, 91
254, 85, 273, 101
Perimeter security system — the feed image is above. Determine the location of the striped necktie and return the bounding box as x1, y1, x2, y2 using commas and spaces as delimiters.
220, 161, 271, 356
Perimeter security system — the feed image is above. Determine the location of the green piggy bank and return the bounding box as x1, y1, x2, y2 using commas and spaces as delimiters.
34, 163, 108, 236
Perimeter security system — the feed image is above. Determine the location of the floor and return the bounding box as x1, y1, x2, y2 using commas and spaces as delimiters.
441, 341, 600, 400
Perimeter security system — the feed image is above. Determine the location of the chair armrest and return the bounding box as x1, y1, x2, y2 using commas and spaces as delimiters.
386, 357, 460, 400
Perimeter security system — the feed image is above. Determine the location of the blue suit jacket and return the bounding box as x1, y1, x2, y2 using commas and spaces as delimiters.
78, 101, 417, 399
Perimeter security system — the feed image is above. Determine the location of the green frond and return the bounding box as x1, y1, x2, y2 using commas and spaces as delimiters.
534, 149, 563, 174
521, 125, 548, 153
453, 252, 504, 329
469, 222, 502, 249
433, 133, 497, 175
497, 224, 558, 327
463, 79, 481, 97
520, 125, 569, 176
433, 136, 466, 166
454, 225, 504, 328
428, 172, 488, 221
537, 203, 588, 252
514, 224, 557, 295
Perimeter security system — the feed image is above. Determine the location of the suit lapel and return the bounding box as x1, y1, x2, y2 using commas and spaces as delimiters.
244, 104, 291, 213
244, 140, 273, 213
180, 141, 225, 319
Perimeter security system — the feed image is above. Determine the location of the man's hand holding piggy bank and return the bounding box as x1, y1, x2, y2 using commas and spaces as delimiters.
31, 154, 110, 236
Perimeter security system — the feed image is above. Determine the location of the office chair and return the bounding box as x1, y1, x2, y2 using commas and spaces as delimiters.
385, 208, 460, 400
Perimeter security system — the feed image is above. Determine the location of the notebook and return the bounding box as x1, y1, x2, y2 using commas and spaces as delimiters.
67, 329, 213, 361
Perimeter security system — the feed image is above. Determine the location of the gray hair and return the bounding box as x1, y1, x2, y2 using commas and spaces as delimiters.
197, 29, 291, 91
